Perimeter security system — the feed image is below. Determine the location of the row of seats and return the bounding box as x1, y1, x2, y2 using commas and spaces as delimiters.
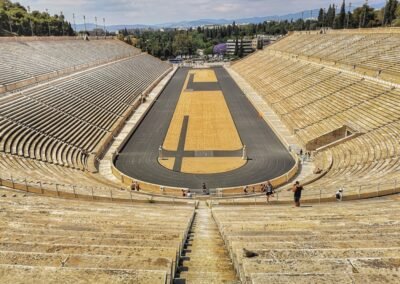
0, 152, 191, 202
212, 195, 400, 283
0, 54, 171, 171
234, 51, 398, 143
232, 30, 400, 197
0, 39, 140, 92
269, 31, 400, 84
305, 120, 400, 194
0, 188, 194, 283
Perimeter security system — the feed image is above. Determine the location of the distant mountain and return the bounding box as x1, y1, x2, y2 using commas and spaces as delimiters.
75, 2, 386, 32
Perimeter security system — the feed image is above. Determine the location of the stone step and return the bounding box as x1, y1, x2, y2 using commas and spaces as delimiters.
179, 271, 238, 280
173, 278, 240, 284
175, 204, 238, 283
188, 244, 227, 249
180, 262, 234, 270
182, 250, 229, 257
180, 258, 232, 265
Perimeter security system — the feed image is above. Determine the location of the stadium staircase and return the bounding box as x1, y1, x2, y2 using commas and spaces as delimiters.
174, 202, 239, 284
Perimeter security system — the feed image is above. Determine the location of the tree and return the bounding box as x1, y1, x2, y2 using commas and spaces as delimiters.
326, 4, 336, 28
384, 0, 399, 25
204, 45, 214, 56
338, 0, 346, 28
318, 8, 324, 24
352, 4, 375, 28
0, 0, 75, 36
172, 32, 195, 56
394, 4, 400, 26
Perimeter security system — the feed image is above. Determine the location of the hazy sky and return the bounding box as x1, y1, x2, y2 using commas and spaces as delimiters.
18, 0, 383, 25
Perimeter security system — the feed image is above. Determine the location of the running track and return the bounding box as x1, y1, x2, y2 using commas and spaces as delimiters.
114, 67, 295, 191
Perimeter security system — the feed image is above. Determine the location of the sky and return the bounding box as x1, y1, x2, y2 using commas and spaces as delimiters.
17, 0, 384, 25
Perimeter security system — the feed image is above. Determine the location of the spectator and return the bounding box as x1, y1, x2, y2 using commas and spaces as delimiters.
187, 189, 192, 198
292, 181, 304, 207
131, 181, 140, 191
265, 181, 274, 203
182, 189, 186, 197
336, 188, 344, 201
202, 182, 209, 195
243, 186, 248, 194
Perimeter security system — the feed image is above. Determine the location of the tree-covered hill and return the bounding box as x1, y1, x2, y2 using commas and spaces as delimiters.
0, 0, 74, 36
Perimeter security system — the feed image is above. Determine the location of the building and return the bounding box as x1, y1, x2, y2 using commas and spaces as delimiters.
226, 38, 254, 56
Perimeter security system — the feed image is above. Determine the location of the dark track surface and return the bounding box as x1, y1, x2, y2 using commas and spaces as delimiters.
114, 67, 295, 190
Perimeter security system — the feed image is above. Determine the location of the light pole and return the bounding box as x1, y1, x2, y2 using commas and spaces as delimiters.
73, 13, 77, 34
46, 8, 51, 36
60, 11, 65, 36
27, 6, 34, 36
103, 18, 107, 38
83, 15, 87, 34
242, 145, 247, 160
95, 16, 98, 37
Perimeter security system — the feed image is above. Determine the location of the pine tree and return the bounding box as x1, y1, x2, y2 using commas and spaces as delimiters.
318, 8, 325, 26
326, 4, 336, 27
318, 8, 324, 24
339, 0, 346, 28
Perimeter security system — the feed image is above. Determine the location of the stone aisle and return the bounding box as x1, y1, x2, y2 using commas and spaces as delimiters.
174, 202, 239, 284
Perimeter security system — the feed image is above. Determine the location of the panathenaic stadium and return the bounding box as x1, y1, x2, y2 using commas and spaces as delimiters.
0, 28, 400, 283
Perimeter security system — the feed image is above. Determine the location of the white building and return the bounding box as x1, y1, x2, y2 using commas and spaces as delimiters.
226, 38, 254, 56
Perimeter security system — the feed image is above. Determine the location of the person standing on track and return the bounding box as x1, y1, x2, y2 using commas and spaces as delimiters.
292, 181, 304, 207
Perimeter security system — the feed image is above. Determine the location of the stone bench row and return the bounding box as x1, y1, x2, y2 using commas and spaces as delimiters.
0, 54, 170, 171
212, 197, 400, 283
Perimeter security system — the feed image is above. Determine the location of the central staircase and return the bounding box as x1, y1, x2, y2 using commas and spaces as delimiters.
174, 202, 239, 283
